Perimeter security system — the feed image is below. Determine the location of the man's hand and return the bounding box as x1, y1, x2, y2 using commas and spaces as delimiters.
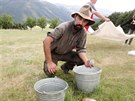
84, 60, 94, 68
47, 62, 57, 74
104, 17, 110, 22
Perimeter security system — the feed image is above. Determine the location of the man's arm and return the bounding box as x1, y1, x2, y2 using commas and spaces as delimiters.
79, 52, 93, 68
87, 2, 110, 22
43, 36, 53, 62
93, 11, 110, 21
43, 36, 56, 74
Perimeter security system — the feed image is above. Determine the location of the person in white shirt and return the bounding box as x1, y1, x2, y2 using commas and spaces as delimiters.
85, 0, 110, 31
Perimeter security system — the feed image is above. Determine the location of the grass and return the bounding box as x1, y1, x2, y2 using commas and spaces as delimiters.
0, 28, 135, 101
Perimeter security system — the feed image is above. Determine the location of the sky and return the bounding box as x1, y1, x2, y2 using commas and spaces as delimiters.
44, 0, 135, 12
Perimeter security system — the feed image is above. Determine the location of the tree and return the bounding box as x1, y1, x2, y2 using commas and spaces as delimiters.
25, 17, 36, 29
0, 16, 2, 29
49, 18, 60, 29
37, 17, 47, 30
108, 12, 121, 26
0, 14, 13, 29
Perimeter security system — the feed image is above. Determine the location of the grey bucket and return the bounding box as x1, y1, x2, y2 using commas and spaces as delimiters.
73, 65, 102, 92
34, 77, 68, 101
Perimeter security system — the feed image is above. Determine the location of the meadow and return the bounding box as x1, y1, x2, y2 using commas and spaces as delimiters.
0, 28, 135, 101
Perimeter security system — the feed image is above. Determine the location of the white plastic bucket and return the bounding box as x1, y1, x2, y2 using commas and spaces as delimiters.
34, 77, 68, 101
73, 65, 102, 92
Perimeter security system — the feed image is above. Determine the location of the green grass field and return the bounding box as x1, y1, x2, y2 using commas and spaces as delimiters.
0, 28, 135, 101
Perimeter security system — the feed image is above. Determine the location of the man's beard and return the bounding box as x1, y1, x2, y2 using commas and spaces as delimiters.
74, 24, 83, 31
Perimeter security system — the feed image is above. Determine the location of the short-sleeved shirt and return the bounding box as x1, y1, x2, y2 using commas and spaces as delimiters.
48, 21, 87, 54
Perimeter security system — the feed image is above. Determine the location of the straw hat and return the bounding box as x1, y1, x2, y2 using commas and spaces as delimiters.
71, 4, 95, 26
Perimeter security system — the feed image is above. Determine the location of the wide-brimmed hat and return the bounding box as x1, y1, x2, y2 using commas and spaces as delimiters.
71, 4, 95, 26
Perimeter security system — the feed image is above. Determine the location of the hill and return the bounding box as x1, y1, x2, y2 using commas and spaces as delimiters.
0, 0, 113, 23
0, 0, 72, 22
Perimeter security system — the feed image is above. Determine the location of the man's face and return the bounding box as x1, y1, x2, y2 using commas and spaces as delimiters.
74, 14, 89, 30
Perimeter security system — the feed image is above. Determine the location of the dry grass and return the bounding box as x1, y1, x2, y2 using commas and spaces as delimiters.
0, 29, 135, 101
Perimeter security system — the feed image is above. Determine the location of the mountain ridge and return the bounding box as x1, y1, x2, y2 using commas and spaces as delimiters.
0, 0, 72, 22
0, 0, 113, 23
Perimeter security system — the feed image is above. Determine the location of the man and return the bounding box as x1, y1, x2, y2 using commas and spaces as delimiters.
85, 0, 110, 30
43, 5, 95, 77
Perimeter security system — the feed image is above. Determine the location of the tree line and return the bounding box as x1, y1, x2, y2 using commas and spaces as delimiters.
0, 14, 60, 30
0, 9, 135, 31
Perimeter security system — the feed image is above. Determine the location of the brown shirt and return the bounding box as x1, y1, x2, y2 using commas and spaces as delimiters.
48, 21, 87, 54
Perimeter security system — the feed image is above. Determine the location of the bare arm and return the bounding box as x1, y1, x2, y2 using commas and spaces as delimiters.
93, 11, 110, 21
43, 36, 53, 62
88, 0, 110, 21
79, 52, 93, 68
43, 36, 56, 74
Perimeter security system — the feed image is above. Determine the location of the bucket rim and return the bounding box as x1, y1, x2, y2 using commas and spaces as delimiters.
73, 65, 102, 75
34, 78, 68, 94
